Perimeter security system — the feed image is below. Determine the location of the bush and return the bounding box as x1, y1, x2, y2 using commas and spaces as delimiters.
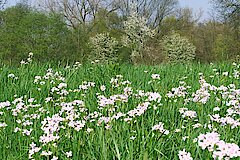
162, 32, 196, 63
89, 33, 119, 63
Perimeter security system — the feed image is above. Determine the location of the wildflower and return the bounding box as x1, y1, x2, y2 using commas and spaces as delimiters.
51, 156, 58, 160
192, 123, 202, 129
130, 136, 136, 140
152, 122, 169, 135
182, 136, 189, 141
0, 122, 7, 127
22, 129, 32, 136
222, 72, 228, 76
179, 108, 197, 119
20, 60, 26, 64
151, 74, 160, 80
41, 151, 52, 156
29, 142, 41, 159
198, 132, 220, 150
65, 151, 72, 158
8, 74, 15, 78
29, 52, 33, 56
100, 85, 106, 91
178, 149, 193, 160
213, 107, 220, 112
124, 117, 132, 122
86, 128, 93, 133
175, 129, 181, 133
105, 124, 111, 130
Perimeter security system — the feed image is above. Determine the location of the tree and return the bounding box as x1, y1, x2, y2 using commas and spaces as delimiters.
211, 0, 240, 29
39, 0, 178, 31
0, 4, 71, 63
122, 3, 155, 64
89, 8, 122, 36
161, 31, 196, 63
0, 0, 7, 10
39, 0, 119, 30
89, 33, 119, 63
113, 0, 178, 29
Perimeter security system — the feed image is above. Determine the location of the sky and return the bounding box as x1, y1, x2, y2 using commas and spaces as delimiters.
179, 0, 211, 21
6, 0, 212, 20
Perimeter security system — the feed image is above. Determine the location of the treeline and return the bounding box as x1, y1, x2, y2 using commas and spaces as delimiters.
0, 0, 239, 65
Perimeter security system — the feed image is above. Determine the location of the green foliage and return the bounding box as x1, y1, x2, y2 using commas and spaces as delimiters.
213, 34, 232, 59
213, 33, 240, 61
162, 32, 196, 63
91, 8, 122, 37
0, 5, 70, 63
89, 33, 119, 63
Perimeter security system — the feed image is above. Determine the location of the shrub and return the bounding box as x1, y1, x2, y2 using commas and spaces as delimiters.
162, 31, 196, 63
89, 33, 119, 63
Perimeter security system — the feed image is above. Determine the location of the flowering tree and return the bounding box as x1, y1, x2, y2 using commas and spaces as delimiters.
89, 33, 119, 63
122, 3, 155, 64
162, 31, 196, 63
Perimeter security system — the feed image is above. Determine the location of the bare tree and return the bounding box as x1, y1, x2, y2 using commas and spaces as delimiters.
113, 0, 178, 28
0, 0, 7, 10
211, 0, 240, 28
39, 0, 177, 30
39, 0, 118, 29
175, 7, 203, 24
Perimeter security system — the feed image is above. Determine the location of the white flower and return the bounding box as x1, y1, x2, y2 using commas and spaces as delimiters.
41, 151, 52, 156
151, 74, 160, 80
29, 52, 33, 56
100, 85, 106, 91
152, 122, 169, 135
65, 151, 72, 157
51, 156, 58, 160
130, 136, 136, 140
0, 122, 7, 127
8, 74, 15, 78
213, 107, 220, 112
20, 60, 26, 64
175, 129, 181, 133
178, 149, 193, 160
86, 128, 93, 133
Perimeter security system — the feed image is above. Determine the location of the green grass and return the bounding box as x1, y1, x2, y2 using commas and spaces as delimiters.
0, 62, 239, 160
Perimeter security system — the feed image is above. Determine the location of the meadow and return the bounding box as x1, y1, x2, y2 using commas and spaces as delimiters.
0, 58, 239, 159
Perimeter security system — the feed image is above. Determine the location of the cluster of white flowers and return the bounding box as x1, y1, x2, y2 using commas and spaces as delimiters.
210, 114, 240, 128
178, 149, 193, 160
152, 122, 169, 135
179, 108, 197, 119
7, 73, 18, 80
28, 142, 41, 159
198, 132, 240, 159
192, 77, 212, 104
20, 52, 33, 65
122, 3, 155, 63
166, 85, 188, 98
89, 33, 119, 63
162, 32, 196, 63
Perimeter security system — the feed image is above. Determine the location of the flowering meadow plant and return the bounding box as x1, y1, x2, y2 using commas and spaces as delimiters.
0, 60, 239, 159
